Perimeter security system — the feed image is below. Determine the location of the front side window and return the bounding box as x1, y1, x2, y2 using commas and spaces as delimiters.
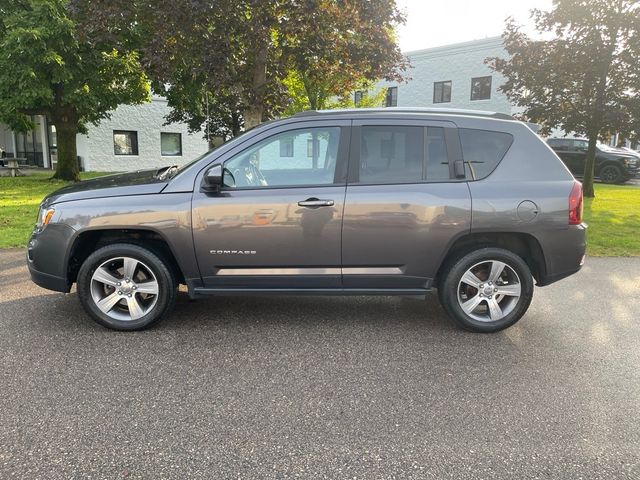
385, 87, 398, 107
161, 132, 182, 156
433, 81, 452, 103
459, 128, 513, 180
470, 76, 492, 101
223, 127, 340, 188
113, 131, 138, 155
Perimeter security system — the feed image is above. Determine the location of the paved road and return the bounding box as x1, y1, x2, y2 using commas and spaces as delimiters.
1, 249, 639, 479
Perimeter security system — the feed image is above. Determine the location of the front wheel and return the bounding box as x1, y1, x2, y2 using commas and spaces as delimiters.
77, 243, 177, 330
438, 248, 534, 332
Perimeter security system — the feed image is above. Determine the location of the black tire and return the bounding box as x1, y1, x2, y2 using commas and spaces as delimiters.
438, 247, 534, 333
77, 243, 177, 331
599, 164, 622, 184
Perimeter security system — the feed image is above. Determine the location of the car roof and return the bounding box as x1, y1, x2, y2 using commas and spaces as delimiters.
293, 107, 515, 121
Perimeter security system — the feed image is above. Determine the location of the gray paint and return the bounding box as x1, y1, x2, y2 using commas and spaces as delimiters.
27, 108, 586, 296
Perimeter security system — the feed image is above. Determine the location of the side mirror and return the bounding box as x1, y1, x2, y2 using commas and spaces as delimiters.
201, 164, 223, 193
454, 160, 466, 179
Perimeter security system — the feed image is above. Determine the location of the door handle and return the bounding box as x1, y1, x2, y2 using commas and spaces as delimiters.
298, 198, 334, 207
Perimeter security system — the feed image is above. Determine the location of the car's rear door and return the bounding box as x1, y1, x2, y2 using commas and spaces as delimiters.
341, 119, 471, 292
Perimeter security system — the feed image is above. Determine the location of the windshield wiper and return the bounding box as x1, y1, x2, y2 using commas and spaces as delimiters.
155, 165, 179, 180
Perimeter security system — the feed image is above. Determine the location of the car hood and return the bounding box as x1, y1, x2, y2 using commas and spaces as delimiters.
43, 170, 169, 206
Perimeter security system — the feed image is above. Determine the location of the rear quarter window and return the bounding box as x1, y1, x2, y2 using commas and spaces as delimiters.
459, 128, 513, 180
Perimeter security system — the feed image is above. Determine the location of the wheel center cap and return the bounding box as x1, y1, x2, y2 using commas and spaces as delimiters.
483, 286, 494, 296
120, 280, 135, 294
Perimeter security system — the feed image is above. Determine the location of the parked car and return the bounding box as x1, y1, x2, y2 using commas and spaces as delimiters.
27, 108, 587, 333
546, 138, 640, 183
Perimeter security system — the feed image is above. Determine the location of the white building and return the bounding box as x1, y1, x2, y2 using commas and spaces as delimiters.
1, 96, 209, 172
375, 37, 514, 115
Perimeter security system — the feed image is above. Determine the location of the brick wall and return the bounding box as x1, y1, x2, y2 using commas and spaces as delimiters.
378, 37, 514, 115
79, 97, 209, 172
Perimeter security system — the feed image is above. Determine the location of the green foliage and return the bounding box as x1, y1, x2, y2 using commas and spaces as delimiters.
0, 0, 150, 180
80, 0, 406, 135
487, 0, 640, 197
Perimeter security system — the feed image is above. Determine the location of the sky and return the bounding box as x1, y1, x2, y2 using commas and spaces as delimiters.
395, 0, 553, 52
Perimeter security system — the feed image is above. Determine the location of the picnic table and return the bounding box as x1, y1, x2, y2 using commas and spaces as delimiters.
4, 158, 25, 177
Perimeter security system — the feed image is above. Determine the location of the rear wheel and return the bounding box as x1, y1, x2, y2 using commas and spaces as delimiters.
438, 248, 534, 332
599, 164, 622, 184
77, 243, 177, 330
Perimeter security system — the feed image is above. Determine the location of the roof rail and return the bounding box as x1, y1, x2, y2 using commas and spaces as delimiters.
293, 107, 514, 121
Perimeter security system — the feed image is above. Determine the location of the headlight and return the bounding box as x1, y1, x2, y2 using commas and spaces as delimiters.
623, 157, 637, 166
36, 206, 56, 230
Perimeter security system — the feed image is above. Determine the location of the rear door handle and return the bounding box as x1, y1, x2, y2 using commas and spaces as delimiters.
298, 198, 334, 207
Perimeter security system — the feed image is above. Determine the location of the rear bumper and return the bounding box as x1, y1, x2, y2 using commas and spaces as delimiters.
536, 223, 587, 286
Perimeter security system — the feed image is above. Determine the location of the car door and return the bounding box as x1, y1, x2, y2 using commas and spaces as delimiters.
566, 139, 588, 175
341, 119, 471, 291
192, 121, 350, 290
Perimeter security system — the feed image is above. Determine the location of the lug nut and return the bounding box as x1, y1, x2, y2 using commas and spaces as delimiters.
127, 294, 132, 298
479, 284, 484, 289
488, 295, 492, 299
117, 291, 122, 295
117, 282, 121, 286
132, 286, 137, 290
494, 288, 498, 292
479, 293, 483, 297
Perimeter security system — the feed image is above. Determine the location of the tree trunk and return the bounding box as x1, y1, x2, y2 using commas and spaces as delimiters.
583, 131, 598, 198
243, 31, 269, 130
52, 119, 80, 182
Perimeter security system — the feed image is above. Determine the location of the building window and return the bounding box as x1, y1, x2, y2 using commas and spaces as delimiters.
354, 90, 367, 107
161, 132, 182, 156
113, 130, 138, 155
280, 137, 294, 157
433, 81, 452, 103
385, 87, 398, 107
470, 76, 492, 101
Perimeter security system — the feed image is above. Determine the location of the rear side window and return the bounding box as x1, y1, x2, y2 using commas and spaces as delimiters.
459, 128, 513, 180
359, 126, 423, 184
357, 126, 451, 184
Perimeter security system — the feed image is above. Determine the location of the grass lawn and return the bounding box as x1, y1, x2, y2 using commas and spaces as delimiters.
0, 171, 110, 248
583, 183, 640, 256
0, 172, 639, 255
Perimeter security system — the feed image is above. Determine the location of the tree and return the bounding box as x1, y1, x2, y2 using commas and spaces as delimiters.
79, 0, 406, 137
0, 0, 149, 181
487, 0, 640, 197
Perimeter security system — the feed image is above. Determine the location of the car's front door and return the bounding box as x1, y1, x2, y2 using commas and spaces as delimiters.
192, 122, 349, 290
341, 120, 471, 292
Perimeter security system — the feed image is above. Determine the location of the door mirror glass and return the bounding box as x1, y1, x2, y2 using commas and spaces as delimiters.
202, 164, 223, 192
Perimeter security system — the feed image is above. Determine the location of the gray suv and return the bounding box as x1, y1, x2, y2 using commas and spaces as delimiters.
27, 109, 586, 332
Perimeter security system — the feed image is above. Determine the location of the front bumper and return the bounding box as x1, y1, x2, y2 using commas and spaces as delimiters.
27, 223, 76, 293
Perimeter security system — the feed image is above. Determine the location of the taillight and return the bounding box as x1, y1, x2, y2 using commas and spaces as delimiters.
568, 181, 583, 225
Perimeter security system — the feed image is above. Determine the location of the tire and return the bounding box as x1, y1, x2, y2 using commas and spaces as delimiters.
599, 164, 622, 184
77, 243, 177, 331
438, 248, 534, 333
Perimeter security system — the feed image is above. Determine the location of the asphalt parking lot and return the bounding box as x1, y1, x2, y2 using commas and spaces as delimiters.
1, 249, 639, 479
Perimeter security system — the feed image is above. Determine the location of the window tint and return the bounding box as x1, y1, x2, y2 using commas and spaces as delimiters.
573, 140, 588, 150
161, 132, 182, 156
385, 87, 398, 107
426, 127, 450, 180
433, 81, 452, 103
359, 126, 424, 184
459, 128, 513, 180
224, 127, 340, 188
113, 131, 138, 155
470, 76, 492, 100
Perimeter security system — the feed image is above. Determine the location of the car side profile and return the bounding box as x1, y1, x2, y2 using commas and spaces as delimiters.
27, 108, 587, 333
546, 137, 640, 184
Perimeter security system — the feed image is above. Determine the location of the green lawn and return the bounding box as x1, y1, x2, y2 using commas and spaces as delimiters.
583, 183, 640, 256
1, 172, 639, 255
0, 171, 110, 248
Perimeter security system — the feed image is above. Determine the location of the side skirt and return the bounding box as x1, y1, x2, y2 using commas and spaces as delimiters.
190, 287, 429, 299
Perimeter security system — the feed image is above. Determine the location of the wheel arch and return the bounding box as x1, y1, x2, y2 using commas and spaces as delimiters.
66, 228, 186, 286
434, 231, 547, 286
